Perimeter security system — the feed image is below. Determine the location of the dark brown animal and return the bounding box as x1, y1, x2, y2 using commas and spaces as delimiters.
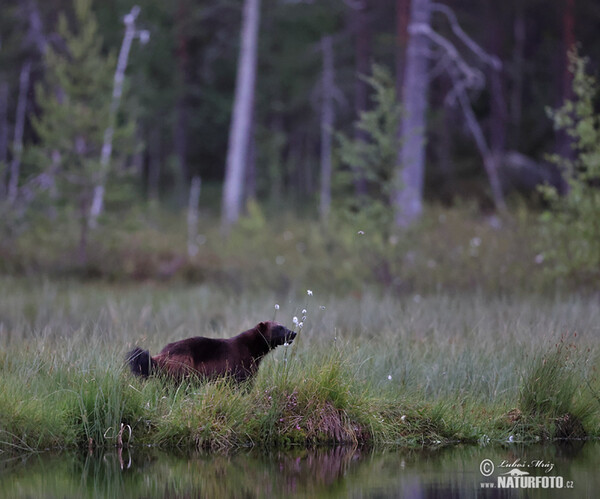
126, 321, 296, 382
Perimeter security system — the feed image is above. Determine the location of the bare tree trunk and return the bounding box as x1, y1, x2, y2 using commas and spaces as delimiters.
174, 98, 189, 204
556, 0, 576, 160
187, 176, 201, 258
510, 9, 525, 137
244, 108, 257, 204
174, 0, 190, 206
396, 0, 410, 100
352, 2, 370, 197
486, 2, 508, 207
221, 0, 261, 232
148, 126, 161, 202
7, 61, 32, 205
392, 0, 431, 228
24, 0, 48, 55
453, 70, 506, 212
0, 79, 8, 199
78, 193, 91, 266
89, 6, 142, 226
319, 36, 334, 223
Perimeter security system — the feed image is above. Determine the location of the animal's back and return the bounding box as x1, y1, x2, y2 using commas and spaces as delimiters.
159, 336, 232, 363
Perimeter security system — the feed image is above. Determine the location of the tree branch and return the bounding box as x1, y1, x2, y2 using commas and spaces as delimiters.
432, 2, 501, 70
409, 22, 484, 89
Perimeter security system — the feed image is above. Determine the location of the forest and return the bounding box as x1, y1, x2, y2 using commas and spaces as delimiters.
0, 0, 598, 292
1, 0, 600, 463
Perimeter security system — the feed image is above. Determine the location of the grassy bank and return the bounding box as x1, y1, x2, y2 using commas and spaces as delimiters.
0, 278, 599, 453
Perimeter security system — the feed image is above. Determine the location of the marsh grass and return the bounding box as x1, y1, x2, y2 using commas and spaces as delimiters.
0, 278, 599, 453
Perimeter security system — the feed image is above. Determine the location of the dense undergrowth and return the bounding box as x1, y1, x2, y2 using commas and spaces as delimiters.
0, 279, 598, 454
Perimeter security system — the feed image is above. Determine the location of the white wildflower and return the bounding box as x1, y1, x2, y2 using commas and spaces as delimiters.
387, 375, 392, 380
292, 316, 299, 325
298, 322, 304, 329
138, 30, 150, 45
357, 230, 365, 235
274, 304, 280, 310
400, 415, 406, 422
307, 289, 313, 296
301, 309, 307, 315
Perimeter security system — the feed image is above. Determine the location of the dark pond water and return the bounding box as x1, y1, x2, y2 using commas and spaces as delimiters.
1, 441, 598, 498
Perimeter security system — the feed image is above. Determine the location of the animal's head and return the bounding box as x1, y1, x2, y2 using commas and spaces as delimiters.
257, 321, 297, 348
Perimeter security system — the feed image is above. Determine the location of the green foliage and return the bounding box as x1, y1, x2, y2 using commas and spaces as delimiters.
334, 64, 402, 231
26, 0, 134, 250
540, 51, 600, 282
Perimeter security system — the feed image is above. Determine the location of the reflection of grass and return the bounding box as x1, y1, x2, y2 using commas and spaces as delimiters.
518, 335, 597, 438
0, 278, 599, 453
2, 442, 600, 498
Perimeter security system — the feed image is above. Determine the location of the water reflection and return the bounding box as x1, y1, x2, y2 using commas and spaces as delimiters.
0, 441, 598, 498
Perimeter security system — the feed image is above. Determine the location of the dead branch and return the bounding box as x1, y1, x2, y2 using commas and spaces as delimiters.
410, 23, 484, 89
432, 3, 501, 70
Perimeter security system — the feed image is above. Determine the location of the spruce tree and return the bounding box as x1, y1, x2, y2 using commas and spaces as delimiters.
30, 0, 132, 264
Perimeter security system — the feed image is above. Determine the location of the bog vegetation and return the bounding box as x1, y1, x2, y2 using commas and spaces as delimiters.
1, 1, 600, 456
0, 279, 599, 453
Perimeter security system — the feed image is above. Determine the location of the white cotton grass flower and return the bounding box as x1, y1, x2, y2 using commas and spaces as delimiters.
387, 375, 392, 380
307, 289, 313, 296
357, 230, 365, 235
138, 30, 150, 45
301, 309, 307, 315
274, 304, 280, 310
292, 316, 299, 326
298, 322, 304, 329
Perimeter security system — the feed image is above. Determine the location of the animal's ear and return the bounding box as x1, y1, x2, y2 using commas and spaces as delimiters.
257, 321, 269, 334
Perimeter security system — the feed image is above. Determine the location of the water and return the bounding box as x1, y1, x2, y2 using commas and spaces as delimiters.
1, 441, 598, 498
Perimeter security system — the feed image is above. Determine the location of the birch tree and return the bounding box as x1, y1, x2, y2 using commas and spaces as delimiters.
392, 0, 431, 228
393, 0, 509, 226
221, 0, 261, 232
319, 35, 334, 223
7, 61, 31, 205
89, 5, 148, 227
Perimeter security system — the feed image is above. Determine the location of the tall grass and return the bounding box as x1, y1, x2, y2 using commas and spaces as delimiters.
0, 278, 599, 453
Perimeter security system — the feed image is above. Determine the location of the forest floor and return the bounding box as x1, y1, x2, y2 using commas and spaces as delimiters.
1, 277, 599, 454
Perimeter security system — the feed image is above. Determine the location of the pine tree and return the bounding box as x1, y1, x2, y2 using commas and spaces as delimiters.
30, 0, 132, 264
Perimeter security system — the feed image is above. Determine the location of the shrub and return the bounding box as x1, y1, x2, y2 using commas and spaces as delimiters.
540, 50, 600, 284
